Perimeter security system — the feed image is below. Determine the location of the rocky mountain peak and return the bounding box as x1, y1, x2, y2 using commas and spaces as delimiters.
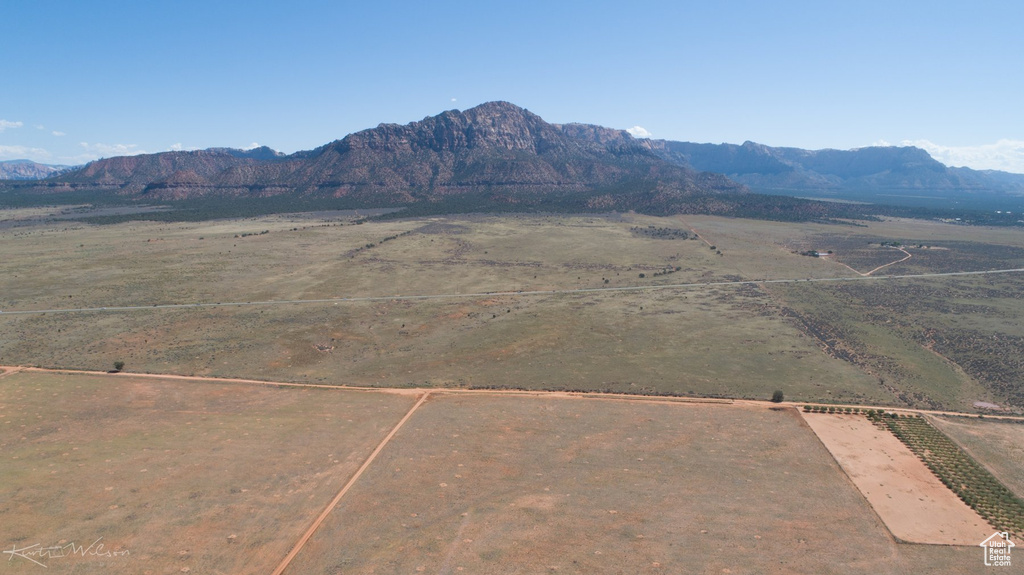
337, 101, 558, 155
29, 101, 747, 204
557, 123, 635, 147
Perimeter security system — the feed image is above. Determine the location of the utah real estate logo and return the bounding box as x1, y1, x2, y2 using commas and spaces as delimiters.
980, 532, 1014, 567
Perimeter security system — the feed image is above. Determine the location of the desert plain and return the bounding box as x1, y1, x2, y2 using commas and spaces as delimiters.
2, 210, 1023, 573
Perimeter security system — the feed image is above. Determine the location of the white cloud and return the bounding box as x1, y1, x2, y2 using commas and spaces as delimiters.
167, 143, 200, 152
626, 125, 652, 139
61, 153, 103, 165
52, 131, 66, 137
0, 144, 51, 161
451, 98, 457, 102
242, 142, 261, 150
35, 124, 46, 130
0, 120, 24, 132
899, 139, 1024, 173
78, 142, 147, 160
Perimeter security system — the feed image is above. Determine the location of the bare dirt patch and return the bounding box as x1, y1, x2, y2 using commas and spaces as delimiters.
282, 395, 978, 574
0, 370, 987, 574
802, 412, 991, 545
0, 371, 417, 574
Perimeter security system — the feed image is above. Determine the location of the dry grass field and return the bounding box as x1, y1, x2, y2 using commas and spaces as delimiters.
930, 415, 1024, 499
0, 211, 890, 405
275, 394, 984, 574
0, 371, 990, 574
6, 211, 1023, 411
0, 370, 418, 574
769, 274, 1024, 410
687, 216, 1024, 412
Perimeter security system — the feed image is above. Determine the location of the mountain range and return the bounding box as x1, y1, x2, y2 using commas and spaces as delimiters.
647, 140, 1024, 205
5, 102, 1023, 215
22, 103, 741, 209
0, 159, 75, 180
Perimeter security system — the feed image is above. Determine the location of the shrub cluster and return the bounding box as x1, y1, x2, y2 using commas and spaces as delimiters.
652, 266, 682, 277
629, 226, 691, 240
348, 230, 414, 255
234, 230, 270, 238
802, 405, 867, 415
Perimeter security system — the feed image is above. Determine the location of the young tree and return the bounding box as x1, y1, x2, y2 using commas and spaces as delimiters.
113, 361, 125, 372
771, 390, 784, 403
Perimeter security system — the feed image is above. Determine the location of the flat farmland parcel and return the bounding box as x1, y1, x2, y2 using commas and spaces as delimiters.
283, 394, 979, 575
801, 412, 991, 545
1, 372, 990, 573
0, 371, 418, 574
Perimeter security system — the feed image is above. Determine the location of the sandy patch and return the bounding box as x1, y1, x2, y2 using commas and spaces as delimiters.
803, 412, 991, 545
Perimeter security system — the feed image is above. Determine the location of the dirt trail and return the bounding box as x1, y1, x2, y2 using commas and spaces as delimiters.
7, 366, 423, 395
272, 390, 432, 575
0, 366, 23, 379
5, 365, 1023, 421
675, 215, 714, 247
863, 246, 913, 275
833, 246, 913, 276
1, 366, 737, 405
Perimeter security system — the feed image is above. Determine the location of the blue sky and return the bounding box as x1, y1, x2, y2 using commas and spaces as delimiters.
2, 0, 1022, 171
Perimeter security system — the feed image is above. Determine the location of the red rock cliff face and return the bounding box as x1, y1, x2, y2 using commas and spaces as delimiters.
334, 102, 572, 156
42, 101, 746, 203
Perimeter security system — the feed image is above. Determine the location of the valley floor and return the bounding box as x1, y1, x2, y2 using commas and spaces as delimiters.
3, 212, 1024, 412
3, 368, 1014, 574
